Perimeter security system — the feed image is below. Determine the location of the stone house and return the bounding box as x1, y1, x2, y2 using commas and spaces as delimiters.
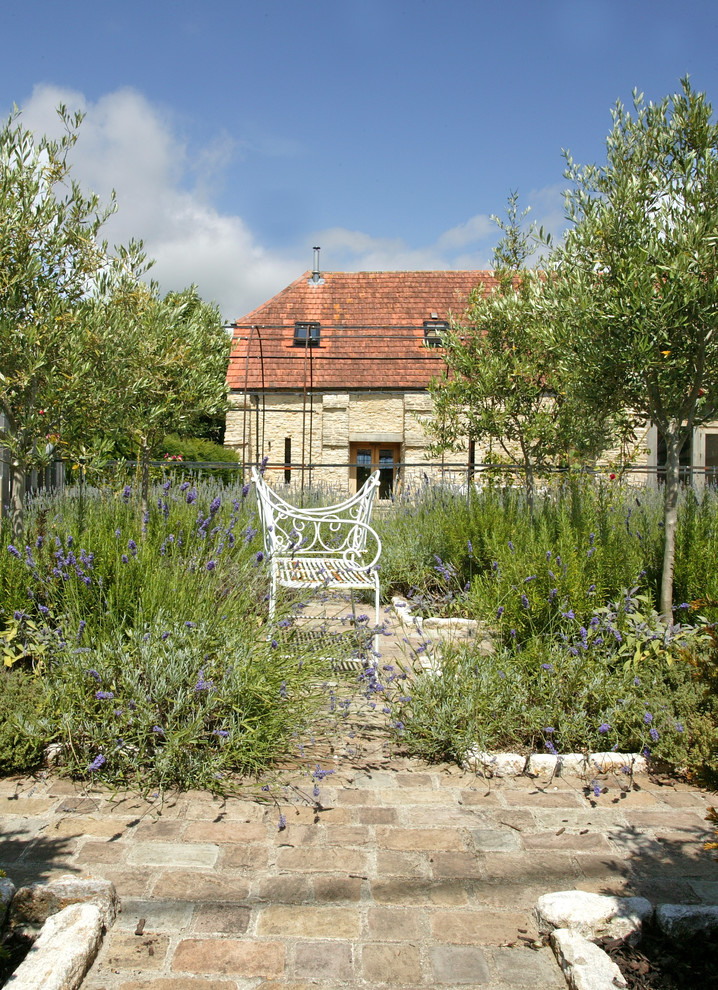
225, 263, 718, 494
225, 265, 498, 495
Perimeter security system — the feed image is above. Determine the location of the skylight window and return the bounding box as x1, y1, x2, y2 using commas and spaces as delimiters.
423, 320, 448, 347
294, 322, 320, 347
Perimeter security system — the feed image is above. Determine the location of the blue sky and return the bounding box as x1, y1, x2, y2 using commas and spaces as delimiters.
4, 1, 718, 319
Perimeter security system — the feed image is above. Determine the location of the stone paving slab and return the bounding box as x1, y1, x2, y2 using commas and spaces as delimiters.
1, 597, 717, 988
2, 762, 716, 989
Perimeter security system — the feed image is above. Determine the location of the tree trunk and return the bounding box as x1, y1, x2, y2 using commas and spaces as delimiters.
10, 460, 26, 546
140, 437, 150, 530
659, 430, 681, 622
523, 455, 535, 518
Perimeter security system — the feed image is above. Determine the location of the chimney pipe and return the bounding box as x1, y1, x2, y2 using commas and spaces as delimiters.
308, 246, 324, 286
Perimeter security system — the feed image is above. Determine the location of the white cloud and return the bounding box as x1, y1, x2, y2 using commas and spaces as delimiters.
19, 84, 298, 320
13, 85, 568, 320
313, 224, 495, 273
437, 213, 494, 251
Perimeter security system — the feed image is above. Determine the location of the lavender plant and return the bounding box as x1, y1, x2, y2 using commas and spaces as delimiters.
0, 475, 337, 788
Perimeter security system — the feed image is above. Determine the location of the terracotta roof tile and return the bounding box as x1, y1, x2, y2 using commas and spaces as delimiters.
227, 270, 496, 391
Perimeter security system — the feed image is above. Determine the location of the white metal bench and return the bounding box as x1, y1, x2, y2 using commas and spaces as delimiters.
251, 468, 382, 654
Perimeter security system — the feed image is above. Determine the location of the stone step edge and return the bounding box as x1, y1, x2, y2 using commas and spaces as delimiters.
463, 747, 648, 777
3, 876, 118, 990
536, 890, 718, 990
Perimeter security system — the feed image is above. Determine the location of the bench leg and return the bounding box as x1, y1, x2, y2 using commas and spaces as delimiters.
269, 565, 277, 624
373, 573, 381, 656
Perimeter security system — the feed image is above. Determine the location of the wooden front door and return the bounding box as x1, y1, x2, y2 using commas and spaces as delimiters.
350, 442, 401, 498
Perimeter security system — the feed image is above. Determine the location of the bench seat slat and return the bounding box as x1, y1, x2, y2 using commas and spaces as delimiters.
277, 557, 375, 589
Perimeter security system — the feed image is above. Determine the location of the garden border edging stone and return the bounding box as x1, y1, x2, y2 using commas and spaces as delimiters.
536, 890, 718, 990
3, 875, 118, 990
463, 747, 649, 778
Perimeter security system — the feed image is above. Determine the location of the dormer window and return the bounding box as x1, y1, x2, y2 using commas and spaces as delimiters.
294, 321, 320, 347
423, 320, 448, 347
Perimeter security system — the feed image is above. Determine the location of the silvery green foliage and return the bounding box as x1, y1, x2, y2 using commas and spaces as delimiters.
544, 78, 718, 616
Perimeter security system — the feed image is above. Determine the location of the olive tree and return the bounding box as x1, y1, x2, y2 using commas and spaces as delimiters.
545, 78, 718, 617
0, 106, 113, 541
89, 252, 230, 520
428, 194, 615, 513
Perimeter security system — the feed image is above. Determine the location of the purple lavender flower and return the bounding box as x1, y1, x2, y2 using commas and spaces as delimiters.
260, 455, 269, 476
206, 560, 216, 572
521, 594, 530, 609
591, 780, 601, 797
77, 620, 86, 642
88, 753, 106, 772
279, 681, 287, 699
95, 690, 114, 700
675, 722, 684, 733
541, 663, 554, 672
212, 728, 230, 738
209, 495, 221, 515
598, 722, 610, 734
278, 813, 287, 831
256, 551, 264, 563
496, 606, 505, 619
87, 669, 102, 682
508, 540, 514, 553
545, 740, 558, 755
152, 725, 165, 735
7, 545, 21, 559
121, 554, 129, 564
644, 712, 653, 724
122, 485, 132, 502
194, 670, 214, 691
186, 487, 198, 505
650, 727, 659, 742
242, 483, 250, 498
38, 604, 49, 615
161, 631, 171, 641
467, 540, 473, 556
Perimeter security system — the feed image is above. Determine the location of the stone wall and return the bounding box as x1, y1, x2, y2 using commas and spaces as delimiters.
225, 389, 454, 491
226, 389, 718, 493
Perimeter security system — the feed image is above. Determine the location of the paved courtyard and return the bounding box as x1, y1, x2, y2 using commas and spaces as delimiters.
1, 601, 717, 989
